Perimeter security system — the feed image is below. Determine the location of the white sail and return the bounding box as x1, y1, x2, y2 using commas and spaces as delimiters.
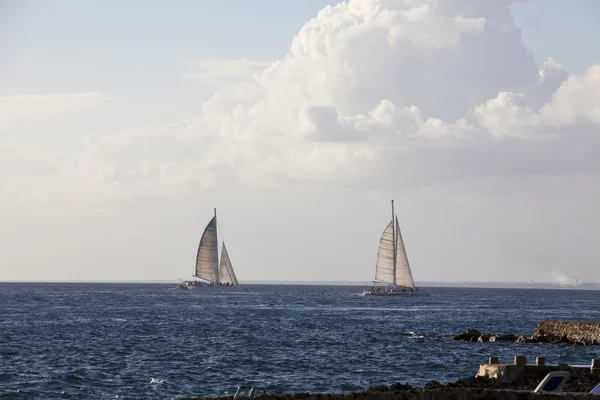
375, 221, 395, 284
218, 242, 239, 285
194, 216, 219, 283
395, 217, 415, 288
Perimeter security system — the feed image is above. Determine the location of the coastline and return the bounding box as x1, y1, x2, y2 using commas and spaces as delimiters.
178, 391, 600, 400
177, 368, 600, 399
176, 356, 600, 399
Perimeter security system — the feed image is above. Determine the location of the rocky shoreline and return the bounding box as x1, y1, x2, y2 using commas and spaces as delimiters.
178, 364, 600, 400
183, 391, 600, 400
366, 375, 599, 393
453, 321, 600, 345
179, 320, 600, 399
180, 375, 600, 400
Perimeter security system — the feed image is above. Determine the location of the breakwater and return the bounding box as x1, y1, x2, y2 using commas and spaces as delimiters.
532, 321, 600, 345
453, 320, 600, 345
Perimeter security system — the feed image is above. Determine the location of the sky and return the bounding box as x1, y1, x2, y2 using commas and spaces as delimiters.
1, 0, 599, 283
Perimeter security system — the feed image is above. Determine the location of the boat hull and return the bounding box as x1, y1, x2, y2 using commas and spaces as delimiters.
170, 281, 238, 290
362, 290, 429, 297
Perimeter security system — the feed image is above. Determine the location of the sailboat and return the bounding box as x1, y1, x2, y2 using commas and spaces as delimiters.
363, 200, 426, 297
174, 208, 239, 290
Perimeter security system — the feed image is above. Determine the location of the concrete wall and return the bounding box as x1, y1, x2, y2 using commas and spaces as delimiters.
533, 321, 600, 345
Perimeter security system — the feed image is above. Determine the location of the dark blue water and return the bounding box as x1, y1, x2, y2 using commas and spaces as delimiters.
1, 284, 600, 399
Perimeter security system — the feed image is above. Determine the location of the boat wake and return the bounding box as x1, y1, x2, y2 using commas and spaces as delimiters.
399, 331, 446, 340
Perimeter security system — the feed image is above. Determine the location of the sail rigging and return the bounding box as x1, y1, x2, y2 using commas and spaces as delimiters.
218, 242, 239, 285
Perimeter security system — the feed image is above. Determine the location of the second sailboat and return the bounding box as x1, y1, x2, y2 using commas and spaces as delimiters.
177, 208, 239, 289
363, 200, 426, 296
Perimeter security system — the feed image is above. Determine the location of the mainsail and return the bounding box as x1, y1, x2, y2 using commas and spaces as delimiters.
374, 202, 416, 289
218, 242, 239, 285
194, 216, 219, 283
375, 221, 395, 284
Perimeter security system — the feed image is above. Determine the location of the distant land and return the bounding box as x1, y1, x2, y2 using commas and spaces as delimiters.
1, 280, 599, 290
240, 280, 600, 290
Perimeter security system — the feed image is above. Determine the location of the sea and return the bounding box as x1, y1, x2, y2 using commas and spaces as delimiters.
1, 284, 599, 399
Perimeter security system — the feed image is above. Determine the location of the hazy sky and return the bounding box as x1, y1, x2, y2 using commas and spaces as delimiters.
1, 0, 599, 283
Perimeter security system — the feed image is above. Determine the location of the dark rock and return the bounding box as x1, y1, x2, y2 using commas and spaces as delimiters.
348, 370, 600, 398
452, 321, 600, 345
423, 380, 443, 390
516, 335, 535, 343
549, 336, 571, 344
449, 368, 600, 392
447, 376, 513, 389
477, 334, 492, 342
389, 383, 413, 392
368, 383, 413, 393
453, 329, 482, 341
366, 385, 390, 393
489, 333, 518, 342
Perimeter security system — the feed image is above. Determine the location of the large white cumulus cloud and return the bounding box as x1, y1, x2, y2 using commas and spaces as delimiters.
15, 0, 600, 204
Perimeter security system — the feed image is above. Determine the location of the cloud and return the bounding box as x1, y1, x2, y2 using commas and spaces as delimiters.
182, 58, 272, 84
8, 0, 600, 207
0, 92, 112, 127
3, 0, 600, 283
539, 64, 600, 126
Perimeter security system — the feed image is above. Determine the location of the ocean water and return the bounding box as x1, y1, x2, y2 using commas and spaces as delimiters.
1, 284, 600, 399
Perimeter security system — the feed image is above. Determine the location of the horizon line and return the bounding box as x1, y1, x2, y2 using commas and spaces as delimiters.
0, 279, 596, 286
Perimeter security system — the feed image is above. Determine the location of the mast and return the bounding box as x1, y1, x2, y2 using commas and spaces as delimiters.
391, 200, 397, 286
214, 207, 219, 284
